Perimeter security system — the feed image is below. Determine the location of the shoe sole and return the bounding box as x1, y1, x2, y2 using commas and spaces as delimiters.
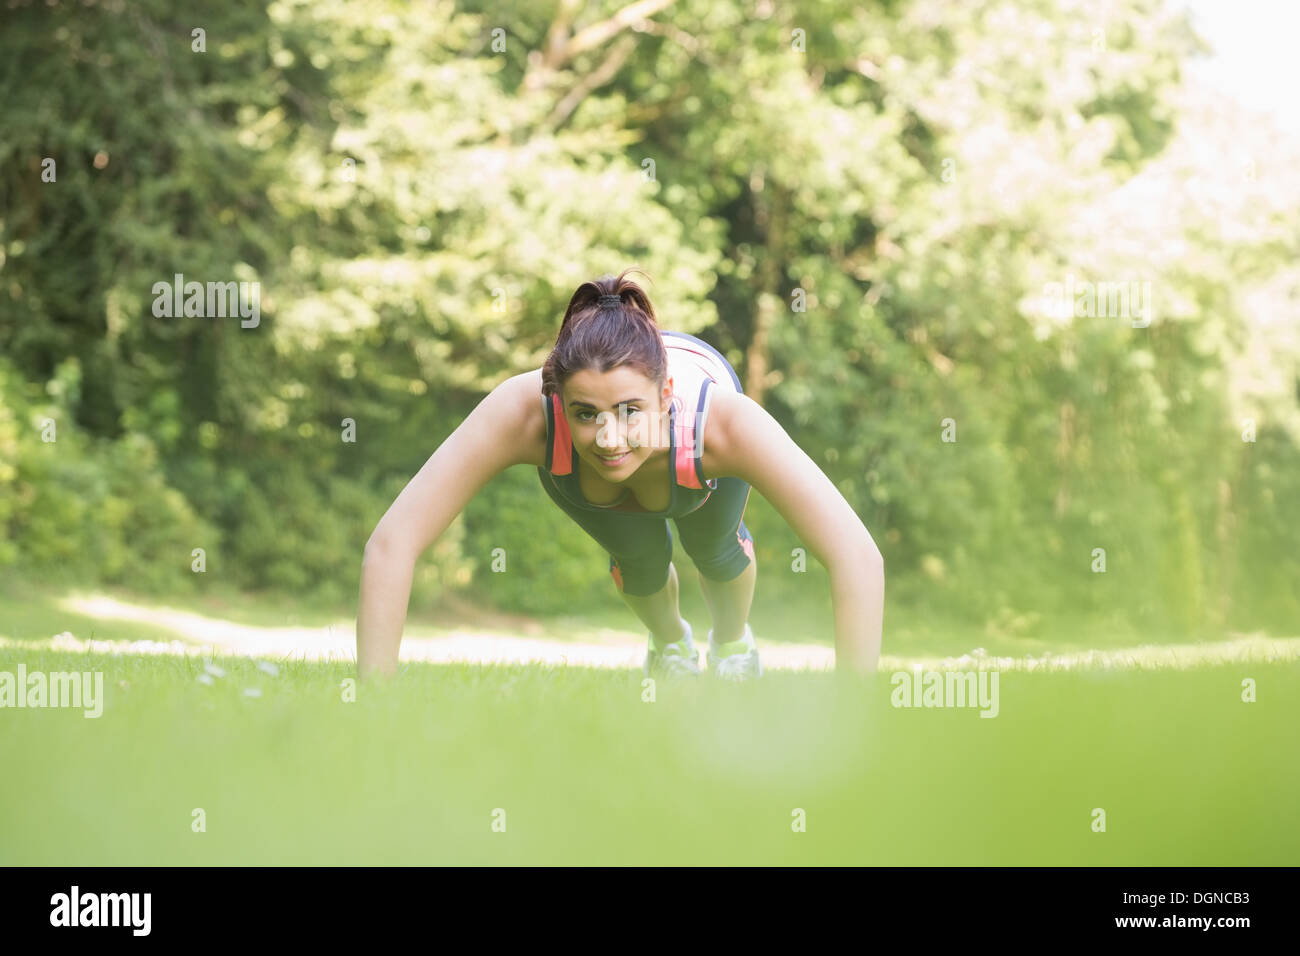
708, 651, 762, 680
644, 651, 702, 678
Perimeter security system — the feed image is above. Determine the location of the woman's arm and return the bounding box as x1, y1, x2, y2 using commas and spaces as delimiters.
706, 389, 885, 675
357, 370, 543, 682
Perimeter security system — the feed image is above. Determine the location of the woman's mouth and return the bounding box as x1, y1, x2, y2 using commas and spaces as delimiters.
596, 450, 631, 467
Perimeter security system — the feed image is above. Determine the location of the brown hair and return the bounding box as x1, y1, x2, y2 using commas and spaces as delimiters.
541, 268, 668, 399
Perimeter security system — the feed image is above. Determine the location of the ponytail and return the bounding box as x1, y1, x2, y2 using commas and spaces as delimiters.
541, 268, 668, 398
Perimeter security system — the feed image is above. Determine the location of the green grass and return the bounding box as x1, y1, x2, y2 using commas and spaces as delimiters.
1, 646, 1296, 865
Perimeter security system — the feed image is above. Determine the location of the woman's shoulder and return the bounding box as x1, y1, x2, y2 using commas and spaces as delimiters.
698, 386, 743, 482
497, 367, 549, 469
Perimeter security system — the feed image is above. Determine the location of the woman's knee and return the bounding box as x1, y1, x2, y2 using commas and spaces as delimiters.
609, 551, 673, 597
689, 520, 755, 582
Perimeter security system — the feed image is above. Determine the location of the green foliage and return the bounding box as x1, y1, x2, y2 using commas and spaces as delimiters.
1, 0, 1297, 640
0, 357, 215, 592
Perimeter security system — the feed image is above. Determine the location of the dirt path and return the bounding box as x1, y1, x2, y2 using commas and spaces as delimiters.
49, 594, 837, 670
2, 592, 1295, 673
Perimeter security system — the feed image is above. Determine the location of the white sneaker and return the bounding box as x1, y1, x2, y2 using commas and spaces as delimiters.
643, 618, 702, 679
707, 623, 762, 681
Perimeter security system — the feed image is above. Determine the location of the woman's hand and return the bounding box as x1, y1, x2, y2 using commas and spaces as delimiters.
357, 534, 418, 682
356, 369, 545, 682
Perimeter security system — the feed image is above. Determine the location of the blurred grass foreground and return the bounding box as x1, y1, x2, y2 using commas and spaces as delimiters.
1, 645, 1296, 865
2, 582, 1298, 864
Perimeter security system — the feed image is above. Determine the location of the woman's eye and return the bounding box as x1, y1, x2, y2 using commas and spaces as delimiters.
576, 408, 640, 423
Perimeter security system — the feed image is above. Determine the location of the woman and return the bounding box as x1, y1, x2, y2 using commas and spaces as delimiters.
357, 269, 884, 681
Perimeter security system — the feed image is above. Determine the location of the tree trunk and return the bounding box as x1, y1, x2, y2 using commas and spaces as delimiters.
745, 175, 784, 407
1054, 400, 1075, 520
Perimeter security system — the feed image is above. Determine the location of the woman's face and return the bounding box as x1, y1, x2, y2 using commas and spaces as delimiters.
561, 366, 673, 480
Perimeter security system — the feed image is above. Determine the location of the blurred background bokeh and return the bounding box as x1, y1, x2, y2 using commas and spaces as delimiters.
1, 0, 1297, 651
